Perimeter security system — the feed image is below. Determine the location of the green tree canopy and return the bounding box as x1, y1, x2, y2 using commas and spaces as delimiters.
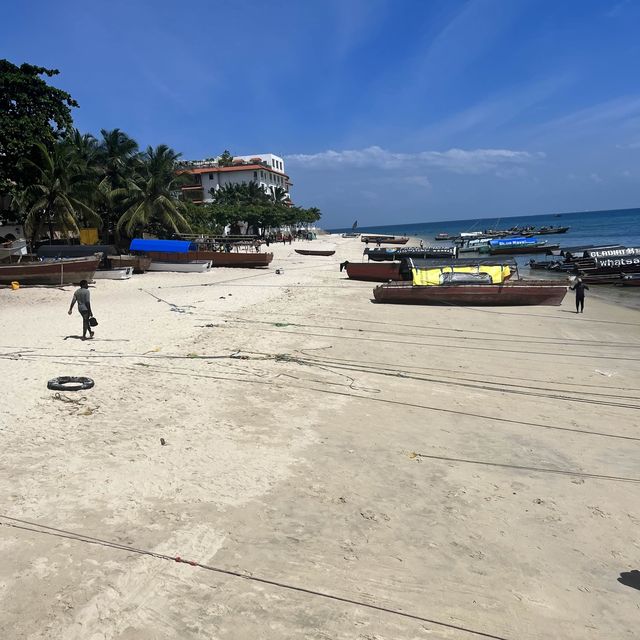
14, 141, 101, 245
116, 144, 191, 237
218, 149, 234, 167
0, 60, 78, 193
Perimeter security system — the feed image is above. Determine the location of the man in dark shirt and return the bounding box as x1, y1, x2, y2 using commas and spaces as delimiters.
68, 280, 94, 339
570, 277, 589, 313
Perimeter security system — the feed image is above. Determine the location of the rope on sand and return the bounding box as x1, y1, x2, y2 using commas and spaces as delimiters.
0, 515, 511, 640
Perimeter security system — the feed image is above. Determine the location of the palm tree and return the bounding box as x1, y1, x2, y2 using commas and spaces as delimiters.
98, 128, 139, 189
15, 141, 101, 245
65, 129, 100, 168
116, 144, 191, 236
271, 186, 289, 204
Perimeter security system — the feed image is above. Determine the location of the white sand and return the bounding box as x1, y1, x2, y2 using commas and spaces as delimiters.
0, 236, 639, 639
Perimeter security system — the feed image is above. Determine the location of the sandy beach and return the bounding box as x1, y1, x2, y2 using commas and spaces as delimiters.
1, 236, 639, 640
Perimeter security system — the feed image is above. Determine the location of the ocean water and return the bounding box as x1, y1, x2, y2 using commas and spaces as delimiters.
331, 207, 640, 250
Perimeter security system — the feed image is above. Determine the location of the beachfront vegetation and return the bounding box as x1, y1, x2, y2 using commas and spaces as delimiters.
0, 61, 77, 195
1, 58, 322, 243
115, 145, 191, 237
14, 141, 101, 245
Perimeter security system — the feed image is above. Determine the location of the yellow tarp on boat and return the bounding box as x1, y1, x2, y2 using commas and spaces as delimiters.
411, 265, 511, 286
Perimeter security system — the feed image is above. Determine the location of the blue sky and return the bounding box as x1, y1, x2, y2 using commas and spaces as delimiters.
4, 0, 640, 227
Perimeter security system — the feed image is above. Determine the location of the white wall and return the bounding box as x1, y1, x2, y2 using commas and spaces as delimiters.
199, 167, 289, 202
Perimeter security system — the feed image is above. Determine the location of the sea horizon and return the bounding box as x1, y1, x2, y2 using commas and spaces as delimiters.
328, 206, 640, 234
328, 206, 640, 251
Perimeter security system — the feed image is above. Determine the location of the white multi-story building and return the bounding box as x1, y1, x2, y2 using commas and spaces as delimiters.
179, 153, 291, 204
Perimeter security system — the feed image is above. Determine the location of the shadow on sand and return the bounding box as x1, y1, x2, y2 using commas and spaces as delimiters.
618, 570, 640, 591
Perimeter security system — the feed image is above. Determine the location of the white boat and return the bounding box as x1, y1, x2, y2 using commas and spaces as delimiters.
93, 267, 134, 280
147, 260, 212, 273
0, 240, 27, 261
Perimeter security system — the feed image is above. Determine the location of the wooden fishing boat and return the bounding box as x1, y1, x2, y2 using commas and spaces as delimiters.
361, 234, 409, 245
535, 226, 569, 235
0, 255, 100, 286
146, 250, 273, 267
107, 255, 152, 273
295, 248, 336, 256
373, 280, 568, 306
343, 261, 403, 282
364, 247, 457, 262
93, 267, 134, 280
488, 242, 559, 255
129, 238, 273, 268
147, 260, 211, 273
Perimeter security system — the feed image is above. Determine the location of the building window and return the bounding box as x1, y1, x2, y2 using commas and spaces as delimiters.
254, 171, 257, 179
209, 173, 214, 179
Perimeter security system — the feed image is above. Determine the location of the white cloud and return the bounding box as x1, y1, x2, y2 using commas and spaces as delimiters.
286, 145, 543, 175
590, 172, 603, 183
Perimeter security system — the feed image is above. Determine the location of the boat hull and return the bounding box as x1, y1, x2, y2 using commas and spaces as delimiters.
108, 255, 152, 273
0, 256, 100, 286
361, 236, 409, 245
295, 249, 336, 256
373, 281, 568, 306
622, 275, 640, 286
146, 251, 273, 267
94, 267, 133, 280
345, 262, 403, 282
489, 244, 559, 255
147, 261, 211, 273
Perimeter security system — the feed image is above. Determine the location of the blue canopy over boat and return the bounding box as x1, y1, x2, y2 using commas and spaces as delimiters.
489, 237, 538, 246
129, 238, 193, 253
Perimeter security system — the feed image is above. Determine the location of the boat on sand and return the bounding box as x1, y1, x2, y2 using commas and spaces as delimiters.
373, 258, 567, 306
130, 238, 273, 268
342, 261, 402, 282
0, 255, 100, 286
147, 260, 211, 273
93, 267, 134, 280
295, 242, 336, 256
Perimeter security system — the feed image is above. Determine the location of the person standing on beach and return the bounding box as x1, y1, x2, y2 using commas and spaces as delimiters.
570, 277, 589, 313
68, 280, 94, 340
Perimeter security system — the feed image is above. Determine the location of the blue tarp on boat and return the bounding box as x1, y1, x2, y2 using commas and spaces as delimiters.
129, 238, 193, 253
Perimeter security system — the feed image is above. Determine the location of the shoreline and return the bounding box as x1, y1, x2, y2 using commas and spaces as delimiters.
1, 236, 638, 639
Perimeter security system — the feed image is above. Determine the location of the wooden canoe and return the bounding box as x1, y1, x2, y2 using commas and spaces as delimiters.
373, 280, 568, 306
295, 249, 336, 256
0, 256, 100, 286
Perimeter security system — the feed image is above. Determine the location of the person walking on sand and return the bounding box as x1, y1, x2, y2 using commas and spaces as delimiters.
68, 280, 94, 340
570, 276, 589, 313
